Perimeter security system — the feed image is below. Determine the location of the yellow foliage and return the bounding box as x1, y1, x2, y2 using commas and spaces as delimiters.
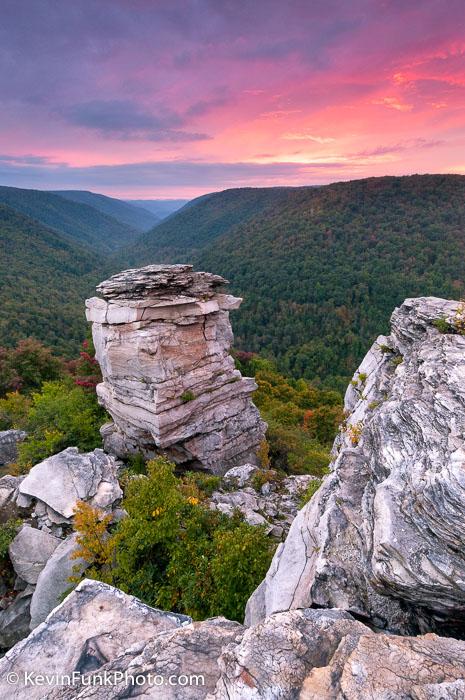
257, 439, 270, 468
69, 501, 117, 584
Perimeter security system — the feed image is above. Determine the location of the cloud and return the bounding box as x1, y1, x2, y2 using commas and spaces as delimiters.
372, 96, 413, 112
0, 155, 358, 193
282, 133, 336, 143
353, 138, 445, 157
61, 100, 211, 142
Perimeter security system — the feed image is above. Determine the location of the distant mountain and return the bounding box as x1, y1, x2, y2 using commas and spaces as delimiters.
126, 199, 189, 220
126, 175, 465, 388
0, 204, 101, 355
52, 190, 159, 231
127, 188, 295, 261
0, 185, 139, 254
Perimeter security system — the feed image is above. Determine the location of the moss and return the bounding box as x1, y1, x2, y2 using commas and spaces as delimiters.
432, 317, 454, 334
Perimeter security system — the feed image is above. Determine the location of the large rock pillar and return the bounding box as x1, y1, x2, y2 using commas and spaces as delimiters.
86, 264, 266, 474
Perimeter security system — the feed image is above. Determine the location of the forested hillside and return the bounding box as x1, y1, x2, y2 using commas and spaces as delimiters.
0, 186, 139, 253
0, 205, 99, 354
52, 190, 159, 232
129, 187, 298, 261
128, 175, 465, 388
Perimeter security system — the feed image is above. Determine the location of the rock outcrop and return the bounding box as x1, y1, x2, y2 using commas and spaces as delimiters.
1, 584, 464, 699
18, 447, 122, 531
0, 449, 123, 648
210, 464, 315, 539
0, 579, 191, 700
246, 297, 465, 636
86, 265, 266, 474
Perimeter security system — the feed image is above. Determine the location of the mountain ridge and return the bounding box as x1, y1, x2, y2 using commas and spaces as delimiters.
0, 185, 139, 254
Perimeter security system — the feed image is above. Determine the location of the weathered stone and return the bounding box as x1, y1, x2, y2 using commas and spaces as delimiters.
29, 533, 88, 629
86, 265, 266, 474
222, 463, 259, 488
18, 448, 122, 521
0, 586, 33, 650
0, 579, 191, 699
246, 297, 465, 635
49, 617, 243, 699
300, 630, 465, 699
9, 525, 61, 584
210, 469, 313, 539
210, 608, 369, 699
0, 430, 26, 467
0, 475, 30, 522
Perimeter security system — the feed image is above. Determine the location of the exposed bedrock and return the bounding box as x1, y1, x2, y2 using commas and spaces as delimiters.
86, 265, 266, 474
246, 297, 465, 637
1, 585, 464, 700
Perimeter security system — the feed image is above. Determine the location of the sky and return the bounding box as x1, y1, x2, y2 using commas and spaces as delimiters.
1, 0, 464, 198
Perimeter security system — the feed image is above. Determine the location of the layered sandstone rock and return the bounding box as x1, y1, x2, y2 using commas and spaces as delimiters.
2, 586, 464, 699
246, 297, 465, 636
86, 265, 266, 474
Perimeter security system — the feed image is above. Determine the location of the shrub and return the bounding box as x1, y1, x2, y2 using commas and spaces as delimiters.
17, 378, 106, 470
181, 390, 195, 403
0, 391, 31, 430
182, 471, 221, 498
0, 338, 63, 397
0, 518, 21, 560
70, 501, 116, 585
0, 518, 20, 583
126, 452, 147, 476
299, 477, 325, 508
72, 457, 275, 622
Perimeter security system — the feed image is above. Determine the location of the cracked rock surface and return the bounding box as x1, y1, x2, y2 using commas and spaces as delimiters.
246, 297, 465, 636
86, 264, 266, 474
3, 591, 465, 699
0, 579, 191, 700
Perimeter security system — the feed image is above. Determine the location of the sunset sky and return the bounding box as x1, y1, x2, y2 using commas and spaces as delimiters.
1, 0, 465, 198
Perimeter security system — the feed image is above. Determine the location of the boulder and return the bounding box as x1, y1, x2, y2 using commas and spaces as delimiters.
18, 448, 122, 521
0, 475, 30, 522
0, 579, 191, 699
210, 608, 369, 699
86, 265, 266, 474
246, 297, 465, 635
222, 464, 259, 488
300, 630, 465, 699
29, 533, 88, 629
210, 469, 314, 539
8, 525, 61, 584
0, 430, 26, 467
48, 617, 244, 699
0, 586, 33, 650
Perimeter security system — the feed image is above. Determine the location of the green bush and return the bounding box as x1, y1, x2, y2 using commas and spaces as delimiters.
0, 391, 31, 430
299, 477, 326, 508
74, 458, 275, 622
0, 519, 21, 560
17, 378, 106, 470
